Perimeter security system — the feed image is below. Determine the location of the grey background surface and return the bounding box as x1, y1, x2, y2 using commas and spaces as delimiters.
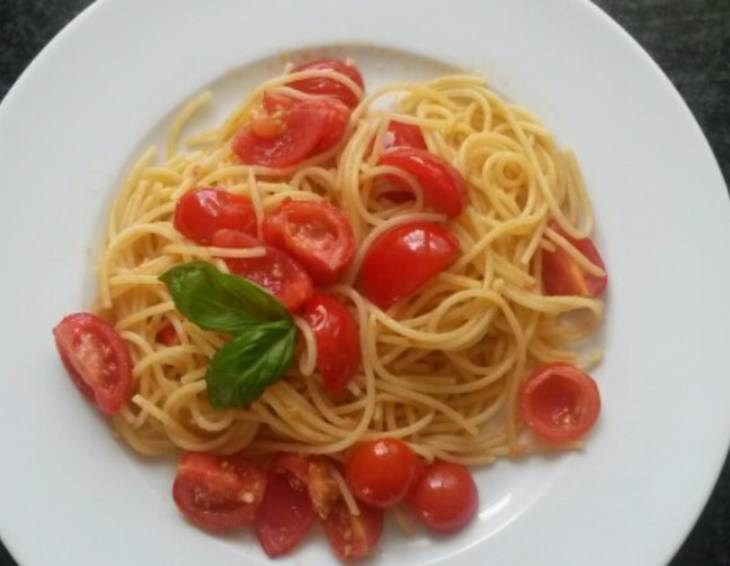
0, 0, 728, 564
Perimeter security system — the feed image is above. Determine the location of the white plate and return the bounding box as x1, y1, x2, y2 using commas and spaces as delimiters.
1, 1, 729, 564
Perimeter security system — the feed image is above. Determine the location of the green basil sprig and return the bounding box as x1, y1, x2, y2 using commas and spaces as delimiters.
159, 261, 295, 409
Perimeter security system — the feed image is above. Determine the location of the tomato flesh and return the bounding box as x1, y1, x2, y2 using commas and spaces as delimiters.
255, 471, 315, 557
382, 121, 426, 151
174, 188, 257, 245
520, 363, 601, 443
172, 452, 267, 532
310, 98, 351, 153
212, 229, 313, 312
289, 59, 365, 108
53, 312, 132, 414
321, 499, 384, 561
263, 200, 355, 285
270, 453, 341, 519
378, 148, 468, 217
155, 321, 180, 346
359, 222, 459, 309
345, 438, 419, 508
542, 224, 608, 298
302, 293, 361, 396
406, 461, 478, 533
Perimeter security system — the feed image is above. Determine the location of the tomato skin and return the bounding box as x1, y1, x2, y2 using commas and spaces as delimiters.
542, 224, 608, 298
383, 121, 426, 151
212, 229, 313, 312
254, 472, 315, 557
359, 222, 459, 309
172, 452, 267, 532
520, 363, 601, 443
290, 59, 365, 108
406, 461, 478, 533
263, 200, 355, 285
174, 188, 257, 245
378, 148, 468, 217
155, 321, 180, 346
270, 453, 341, 519
345, 438, 420, 508
321, 499, 384, 561
310, 98, 351, 153
53, 312, 132, 414
302, 293, 361, 396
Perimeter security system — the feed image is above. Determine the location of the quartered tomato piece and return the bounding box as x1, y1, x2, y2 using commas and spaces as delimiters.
53, 312, 132, 414
172, 452, 267, 532
254, 471, 315, 557
270, 453, 341, 519
263, 200, 355, 285
302, 293, 361, 396
520, 362, 601, 443
378, 148, 468, 217
212, 229, 313, 312
321, 500, 384, 561
542, 223, 608, 298
359, 222, 459, 309
174, 188, 257, 245
289, 59, 365, 108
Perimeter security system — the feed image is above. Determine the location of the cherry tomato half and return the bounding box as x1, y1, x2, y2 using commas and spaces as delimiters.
289, 59, 365, 108
155, 321, 180, 346
345, 438, 420, 508
382, 121, 427, 151
172, 452, 267, 532
519, 363, 601, 443
173, 188, 257, 245
53, 312, 132, 414
378, 148, 468, 217
542, 223, 608, 298
321, 499, 384, 561
254, 472, 315, 557
263, 200, 355, 285
212, 229, 313, 312
270, 453, 341, 519
406, 461, 478, 533
302, 293, 361, 396
359, 222, 459, 309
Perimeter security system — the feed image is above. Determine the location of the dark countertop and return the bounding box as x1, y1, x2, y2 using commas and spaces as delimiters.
1, 0, 728, 564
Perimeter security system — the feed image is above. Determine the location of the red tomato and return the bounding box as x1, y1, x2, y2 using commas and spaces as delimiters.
378, 148, 468, 217
359, 222, 459, 309
302, 293, 361, 396
519, 363, 601, 443
542, 223, 608, 298
262, 92, 295, 113
53, 313, 132, 414
383, 121, 427, 151
155, 321, 180, 346
406, 461, 478, 533
270, 453, 341, 519
174, 188, 257, 245
212, 229, 313, 312
321, 500, 384, 561
289, 59, 365, 108
263, 200, 355, 285
254, 472, 315, 557
172, 452, 267, 532
345, 438, 420, 508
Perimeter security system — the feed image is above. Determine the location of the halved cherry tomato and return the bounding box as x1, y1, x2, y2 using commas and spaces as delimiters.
383, 121, 427, 151
53, 312, 132, 414
254, 472, 315, 557
173, 188, 257, 245
378, 148, 468, 217
270, 453, 341, 519
542, 223, 607, 298
359, 222, 459, 309
155, 321, 180, 346
406, 461, 478, 533
212, 229, 313, 312
520, 362, 601, 443
345, 438, 420, 508
172, 452, 267, 532
262, 92, 295, 113
321, 500, 384, 561
302, 293, 361, 396
263, 200, 355, 285
289, 59, 365, 108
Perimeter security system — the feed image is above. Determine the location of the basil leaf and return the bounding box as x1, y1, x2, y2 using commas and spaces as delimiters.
160, 261, 290, 333
205, 321, 296, 409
